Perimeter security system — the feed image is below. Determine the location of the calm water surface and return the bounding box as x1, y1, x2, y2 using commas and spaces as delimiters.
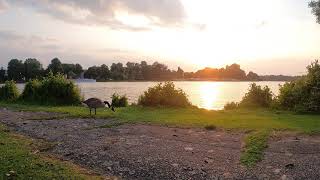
16, 81, 284, 110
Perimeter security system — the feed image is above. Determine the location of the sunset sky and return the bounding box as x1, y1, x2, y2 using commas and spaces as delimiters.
0, 0, 319, 75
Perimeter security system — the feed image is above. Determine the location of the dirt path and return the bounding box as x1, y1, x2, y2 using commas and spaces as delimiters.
0, 109, 319, 180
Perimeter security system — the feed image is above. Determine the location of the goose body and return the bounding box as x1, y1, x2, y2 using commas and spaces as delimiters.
82, 98, 115, 115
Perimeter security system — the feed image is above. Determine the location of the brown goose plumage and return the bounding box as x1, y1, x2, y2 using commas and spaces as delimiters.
82, 98, 114, 115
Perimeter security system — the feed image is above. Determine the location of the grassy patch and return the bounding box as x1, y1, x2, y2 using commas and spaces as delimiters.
0, 101, 320, 133
240, 130, 270, 167
0, 124, 103, 179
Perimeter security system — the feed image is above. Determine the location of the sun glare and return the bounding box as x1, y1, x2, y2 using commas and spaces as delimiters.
199, 82, 219, 110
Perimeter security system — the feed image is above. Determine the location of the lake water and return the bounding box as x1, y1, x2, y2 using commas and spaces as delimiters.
17, 81, 284, 110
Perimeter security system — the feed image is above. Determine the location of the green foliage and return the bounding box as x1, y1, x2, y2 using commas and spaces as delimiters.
47, 58, 63, 74
138, 82, 191, 107
0, 81, 19, 101
277, 60, 320, 113
24, 58, 43, 80
309, 1, 320, 23
224, 102, 239, 110
0, 124, 102, 179
20, 73, 82, 105
240, 130, 269, 167
20, 79, 41, 101
111, 93, 128, 107
239, 83, 273, 108
7, 59, 24, 81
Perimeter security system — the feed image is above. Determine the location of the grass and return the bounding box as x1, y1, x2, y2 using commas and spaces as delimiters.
0, 124, 103, 179
1, 101, 320, 133
240, 130, 270, 167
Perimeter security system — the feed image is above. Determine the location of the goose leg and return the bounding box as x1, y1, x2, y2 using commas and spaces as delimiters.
95, 108, 96, 115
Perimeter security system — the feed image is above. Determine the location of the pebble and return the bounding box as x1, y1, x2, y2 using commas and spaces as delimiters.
281, 174, 288, 180
184, 147, 193, 151
273, 168, 281, 174
172, 163, 179, 167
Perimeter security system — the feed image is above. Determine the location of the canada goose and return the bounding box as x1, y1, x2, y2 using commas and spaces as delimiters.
82, 98, 115, 115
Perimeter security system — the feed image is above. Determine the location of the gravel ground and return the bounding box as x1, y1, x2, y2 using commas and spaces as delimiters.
0, 108, 319, 180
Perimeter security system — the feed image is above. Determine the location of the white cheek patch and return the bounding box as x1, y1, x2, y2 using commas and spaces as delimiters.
81, 103, 88, 107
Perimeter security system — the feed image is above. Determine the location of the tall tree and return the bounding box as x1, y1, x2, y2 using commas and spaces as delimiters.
24, 58, 43, 80
47, 58, 63, 74
309, 1, 320, 23
0, 67, 6, 82
7, 59, 24, 81
99, 64, 111, 80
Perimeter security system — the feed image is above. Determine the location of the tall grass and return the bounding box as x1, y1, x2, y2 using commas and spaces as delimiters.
138, 81, 191, 107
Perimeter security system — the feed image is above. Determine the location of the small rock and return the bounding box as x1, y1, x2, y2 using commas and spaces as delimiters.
285, 163, 294, 169
172, 163, 179, 167
223, 172, 232, 178
107, 167, 112, 171
273, 169, 281, 174
208, 150, 214, 153
173, 134, 178, 137
285, 151, 293, 157
64, 152, 74, 157
183, 167, 193, 171
281, 174, 288, 180
184, 147, 193, 151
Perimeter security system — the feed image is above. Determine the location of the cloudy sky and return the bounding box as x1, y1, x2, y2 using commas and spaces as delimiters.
0, 0, 319, 75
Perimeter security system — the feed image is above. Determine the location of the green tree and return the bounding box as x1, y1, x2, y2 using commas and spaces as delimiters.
277, 60, 320, 112
110, 63, 126, 80
177, 67, 184, 79
309, 1, 320, 23
99, 64, 110, 80
84, 66, 99, 79
0, 67, 6, 82
7, 59, 24, 81
47, 58, 63, 74
247, 71, 260, 81
24, 58, 43, 80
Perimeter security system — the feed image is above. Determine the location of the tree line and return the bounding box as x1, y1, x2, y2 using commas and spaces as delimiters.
0, 57, 295, 82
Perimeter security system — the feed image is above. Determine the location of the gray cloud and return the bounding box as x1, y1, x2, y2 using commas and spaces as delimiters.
6, 0, 186, 30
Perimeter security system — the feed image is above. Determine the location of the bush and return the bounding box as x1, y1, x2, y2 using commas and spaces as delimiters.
20, 73, 82, 105
224, 102, 239, 110
138, 81, 191, 107
239, 83, 273, 108
111, 93, 128, 107
277, 60, 320, 113
20, 79, 41, 101
0, 81, 19, 101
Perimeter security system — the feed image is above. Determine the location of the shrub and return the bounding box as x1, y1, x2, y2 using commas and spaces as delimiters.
224, 102, 239, 110
239, 83, 273, 108
277, 60, 320, 113
0, 81, 19, 101
111, 93, 128, 107
138, 81, 191, 107
20, 73, 82, 105
20, 79, 41, 101
204, 125, 216, 131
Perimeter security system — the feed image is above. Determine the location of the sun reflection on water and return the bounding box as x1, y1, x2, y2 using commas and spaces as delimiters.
199, 83, 220, 110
